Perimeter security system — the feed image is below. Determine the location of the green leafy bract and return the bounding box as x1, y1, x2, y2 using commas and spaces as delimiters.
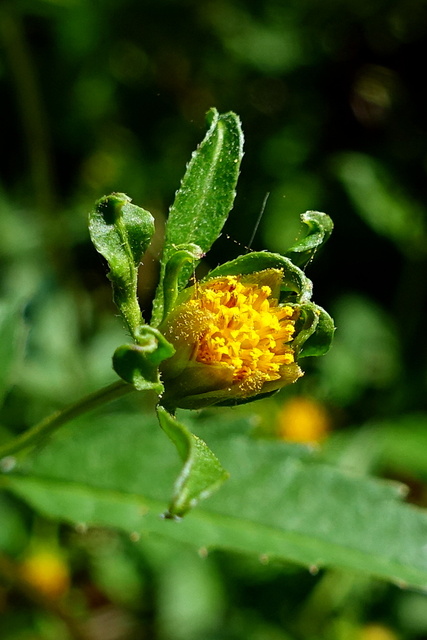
112, 326, 175, 392
157, 407, 229, 517
284, 211, 334, 268
205, 250, 313, 303
89, 193, 155, 338
151, 108, 244, 326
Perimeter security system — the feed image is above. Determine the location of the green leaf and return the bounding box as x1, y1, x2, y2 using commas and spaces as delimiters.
3, 410, 427, 590
151, 109, 244, 326
161, 244, 204, 322
294, 303, 335, 358
157, 406, 229, 517
284, 211, 334, 268
89, 193, 155, 337
113, 326, 175, 392
206, 251, 313, 303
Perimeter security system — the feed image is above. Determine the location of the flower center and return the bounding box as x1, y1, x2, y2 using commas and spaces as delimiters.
188, 276, 297, 387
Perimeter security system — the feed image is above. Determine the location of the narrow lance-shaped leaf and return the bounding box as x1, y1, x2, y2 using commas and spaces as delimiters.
151, 109, 244, 326
156, 406, 229, 517
89, 193, 155, 338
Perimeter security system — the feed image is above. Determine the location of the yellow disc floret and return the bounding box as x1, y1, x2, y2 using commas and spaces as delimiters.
188, 275, 297, 392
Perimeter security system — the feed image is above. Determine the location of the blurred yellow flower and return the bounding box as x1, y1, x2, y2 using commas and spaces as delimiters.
20, 549, 70, 599
277, 396, 330, 444
359, 624, 400, 640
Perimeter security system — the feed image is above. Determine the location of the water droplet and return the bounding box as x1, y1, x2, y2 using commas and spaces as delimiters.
309, 565, 319, 575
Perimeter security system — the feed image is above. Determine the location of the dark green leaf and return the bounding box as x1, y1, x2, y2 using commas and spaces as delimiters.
89, 193, 155, 337
157, 406, 229, 517
151, 109, 244, 326
294, 303, 335, 358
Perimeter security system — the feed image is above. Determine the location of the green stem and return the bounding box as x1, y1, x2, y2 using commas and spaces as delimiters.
0, 380, 135, 459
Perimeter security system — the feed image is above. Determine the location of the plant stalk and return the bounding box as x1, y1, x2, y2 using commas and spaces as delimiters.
0, 380, 135, 460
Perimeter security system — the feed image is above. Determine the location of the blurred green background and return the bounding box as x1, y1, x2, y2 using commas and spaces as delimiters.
1, 0, 427, 638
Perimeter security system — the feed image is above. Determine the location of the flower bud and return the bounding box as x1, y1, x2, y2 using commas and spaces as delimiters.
159, 269, 303, 409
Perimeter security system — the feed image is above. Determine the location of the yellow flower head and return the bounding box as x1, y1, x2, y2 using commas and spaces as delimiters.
160, 269, 303, 409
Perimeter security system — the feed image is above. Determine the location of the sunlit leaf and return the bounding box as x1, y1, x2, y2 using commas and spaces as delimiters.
157, 406, 229, 517
89, 193, 155, 337
206, 251, 313, 303
151, 109, 244, 325
3, 411, 427, 590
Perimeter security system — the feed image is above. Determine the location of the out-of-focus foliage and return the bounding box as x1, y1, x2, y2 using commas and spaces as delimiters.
1, 0, 427, 638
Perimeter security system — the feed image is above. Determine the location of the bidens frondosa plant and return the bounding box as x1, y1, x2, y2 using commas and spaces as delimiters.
88, 109, 335, 516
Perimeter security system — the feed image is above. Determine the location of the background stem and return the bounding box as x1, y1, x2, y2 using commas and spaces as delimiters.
0, 381, 135, 459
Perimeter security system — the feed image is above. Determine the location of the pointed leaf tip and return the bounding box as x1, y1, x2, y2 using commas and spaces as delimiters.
157, 406, 229, 517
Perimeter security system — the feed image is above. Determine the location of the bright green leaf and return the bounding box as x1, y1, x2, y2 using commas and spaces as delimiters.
161, 243, 204, 323
157, 406, 229, 517
151, 109, 244, 326
206, 251, 313, 303
89, 193, 155, 337
3, 411, 427, 590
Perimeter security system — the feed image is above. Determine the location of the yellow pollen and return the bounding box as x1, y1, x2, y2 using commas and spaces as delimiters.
189, 276, 297, 385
